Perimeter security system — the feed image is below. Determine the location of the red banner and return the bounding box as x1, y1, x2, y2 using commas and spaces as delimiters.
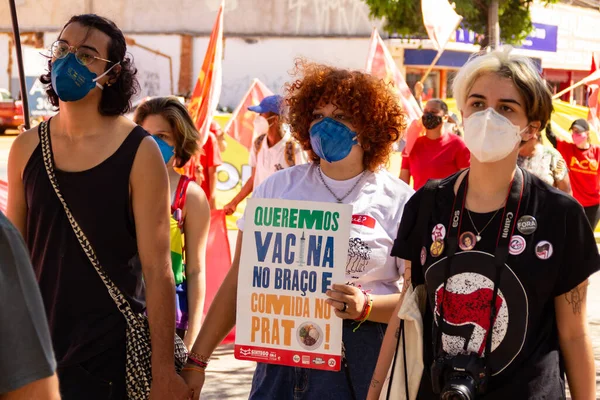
235, 344, 341, 372
224, 79, 273, 151
205, 209, 235, 343
186, 1, 224, 180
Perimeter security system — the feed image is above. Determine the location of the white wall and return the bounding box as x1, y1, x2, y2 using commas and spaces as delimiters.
1, 0, 382, 36
126, 34, 182, 101
194, 37, 372, 109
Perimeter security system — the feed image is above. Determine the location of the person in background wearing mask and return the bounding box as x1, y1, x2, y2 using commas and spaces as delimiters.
518, 128, 571, 194
183, 63, 414, 399
7, 15, 191, 399
223, 95, 306, 215
547, 118, 600, 229
369, 48, 598, 400
134, 97, 210, 351
400, 98, 470, 190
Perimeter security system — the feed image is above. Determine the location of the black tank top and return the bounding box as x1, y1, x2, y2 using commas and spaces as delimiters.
23, 123, 148, 367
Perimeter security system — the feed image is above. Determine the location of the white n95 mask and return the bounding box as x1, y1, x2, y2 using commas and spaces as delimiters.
463, 108, 528, 163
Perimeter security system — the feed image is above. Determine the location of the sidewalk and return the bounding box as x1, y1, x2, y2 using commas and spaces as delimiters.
201, 345, 254, 400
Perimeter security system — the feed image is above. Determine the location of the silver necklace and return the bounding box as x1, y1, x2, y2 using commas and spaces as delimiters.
317, 165, 367, 203
466, 208, 501, 242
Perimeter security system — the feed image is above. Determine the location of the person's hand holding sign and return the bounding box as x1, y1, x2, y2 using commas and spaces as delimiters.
325, 284, 367, 320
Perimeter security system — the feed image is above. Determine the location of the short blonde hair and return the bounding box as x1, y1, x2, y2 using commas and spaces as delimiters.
134, 97, 200, 168
452, 47, 553, 130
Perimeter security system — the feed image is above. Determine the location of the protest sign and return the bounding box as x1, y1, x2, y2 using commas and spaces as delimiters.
235, 198, 352, 371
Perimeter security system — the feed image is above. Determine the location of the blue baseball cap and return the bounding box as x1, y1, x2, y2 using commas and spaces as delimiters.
248, 95, 283, 115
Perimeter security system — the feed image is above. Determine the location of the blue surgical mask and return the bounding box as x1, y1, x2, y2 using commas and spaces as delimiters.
51, 53, 119, 102
309, 117, 358, 163
152, 136, 175, 164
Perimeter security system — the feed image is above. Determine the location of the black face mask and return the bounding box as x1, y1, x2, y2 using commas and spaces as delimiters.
422, 112, 443, 130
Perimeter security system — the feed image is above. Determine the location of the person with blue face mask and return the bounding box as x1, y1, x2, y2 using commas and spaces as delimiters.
7, 15, 192, 400
134, 97, 210, 355
183, 63, 415, 400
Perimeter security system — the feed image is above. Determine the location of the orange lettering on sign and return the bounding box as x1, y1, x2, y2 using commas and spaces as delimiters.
281, 319, 295, 346
251, 316, 260, 343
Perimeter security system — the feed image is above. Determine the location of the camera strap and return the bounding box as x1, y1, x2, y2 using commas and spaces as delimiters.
434, 168, 524, 374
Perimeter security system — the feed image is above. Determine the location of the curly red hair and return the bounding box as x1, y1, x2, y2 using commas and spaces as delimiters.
285, 62, 406, 171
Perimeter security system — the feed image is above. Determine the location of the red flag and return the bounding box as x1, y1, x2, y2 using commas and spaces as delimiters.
421, 0, 463, 52
186, 1, 224, 180
365, 29, 423, 156
224, 79, 273, 150
204, 209, 235, 343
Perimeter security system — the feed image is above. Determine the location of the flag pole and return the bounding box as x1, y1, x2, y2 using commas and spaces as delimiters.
420, 51, 443, 84
552, 73, 600, 99
9, 0, 31, 130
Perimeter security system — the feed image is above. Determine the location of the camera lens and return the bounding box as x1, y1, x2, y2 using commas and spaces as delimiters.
441, 377, 476, 400
440, 387, 473, 400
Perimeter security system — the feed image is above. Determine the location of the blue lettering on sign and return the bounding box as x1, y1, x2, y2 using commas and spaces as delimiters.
273, 268, 318, 296
253, 266, 271, 288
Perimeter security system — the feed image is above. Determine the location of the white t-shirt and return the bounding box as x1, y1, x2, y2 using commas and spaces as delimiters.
238, 163, 415, 295
249, 127, 307, 188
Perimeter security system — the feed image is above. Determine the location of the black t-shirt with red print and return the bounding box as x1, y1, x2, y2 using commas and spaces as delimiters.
392, 169, 599, 399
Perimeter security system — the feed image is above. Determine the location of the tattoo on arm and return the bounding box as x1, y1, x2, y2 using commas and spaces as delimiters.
564, 284, 587, 314
370, 379, 380, 389
395, 326, 400, 338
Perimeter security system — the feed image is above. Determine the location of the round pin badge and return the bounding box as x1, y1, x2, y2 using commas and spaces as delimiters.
535, 241, 553, 260
509, 235, 526, 256
430, 239, 445, 258
420, 246, 427, 265
459, 231, 477, 251
431, 224, 447, 241
517, 216, 537, 235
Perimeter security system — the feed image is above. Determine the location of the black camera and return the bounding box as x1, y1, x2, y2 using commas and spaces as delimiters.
431, 353, 489, 399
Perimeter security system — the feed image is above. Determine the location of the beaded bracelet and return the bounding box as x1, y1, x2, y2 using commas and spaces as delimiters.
189, 352, 210, 363
187, 352, 210, 369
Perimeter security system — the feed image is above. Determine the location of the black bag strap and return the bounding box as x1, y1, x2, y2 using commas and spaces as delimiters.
386, 178, 439, 400
414, 179, 441, 255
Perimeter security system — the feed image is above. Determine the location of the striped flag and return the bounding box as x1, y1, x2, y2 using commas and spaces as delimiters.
186, 0, 224, 180
365, 29, 423, 156
224, 79, 273, 151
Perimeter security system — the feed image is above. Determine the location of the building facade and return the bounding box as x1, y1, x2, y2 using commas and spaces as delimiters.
1, 0, 599, 109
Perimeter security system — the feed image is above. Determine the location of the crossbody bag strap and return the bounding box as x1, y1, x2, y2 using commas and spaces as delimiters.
386, 178, 440, 400
39, 121, 140, 326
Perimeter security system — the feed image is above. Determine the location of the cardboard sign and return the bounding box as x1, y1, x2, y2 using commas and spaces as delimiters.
235, 198, 352, 371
